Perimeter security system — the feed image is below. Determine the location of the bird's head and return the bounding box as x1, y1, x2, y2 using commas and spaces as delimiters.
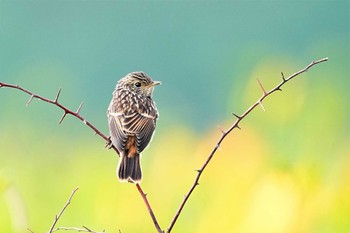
118, 71, 161, 97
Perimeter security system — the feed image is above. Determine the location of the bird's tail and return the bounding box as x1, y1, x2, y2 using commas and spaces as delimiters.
117, 153, 142, 183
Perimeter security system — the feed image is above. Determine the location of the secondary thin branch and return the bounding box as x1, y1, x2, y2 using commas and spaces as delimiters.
48, 187, 79, 233
166, 57, 328, 233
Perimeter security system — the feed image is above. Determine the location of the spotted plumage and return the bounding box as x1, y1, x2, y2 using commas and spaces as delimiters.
107, 71, 160, 183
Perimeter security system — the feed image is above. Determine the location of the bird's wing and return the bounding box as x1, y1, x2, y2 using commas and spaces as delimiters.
108, 91, 158, 154
108, 110, 128, 153
108, 107, 157, 153
122, 111, 157, 153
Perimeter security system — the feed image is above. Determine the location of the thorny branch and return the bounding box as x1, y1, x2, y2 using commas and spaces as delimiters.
0, 82, 119, 155
0, 80, 160, 231
0, 57, 328, 233
165, 57, 329, 232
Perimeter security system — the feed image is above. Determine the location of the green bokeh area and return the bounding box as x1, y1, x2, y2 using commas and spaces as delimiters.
0, 1, 349, 233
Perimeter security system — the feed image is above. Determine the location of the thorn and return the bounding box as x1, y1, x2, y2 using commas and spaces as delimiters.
83, 226, 92, 232
215, 144, 222, 151
232, 113, 241, 119
26, 95, 34, 107
54, 88, 62, 103
257, 78, 267, 95
217, 126, 225, 135
105, 137, 113, 149
76, 101, 84, 114
195, 169, 202, 173
196, 182, 199, 186
93, 132, 97, 136
58, 111, 67, 124
258, 100, 266, 112
236, 124, 241, 130
281, 72, 286, 81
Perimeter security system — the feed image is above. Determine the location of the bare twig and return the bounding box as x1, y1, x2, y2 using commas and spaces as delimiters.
48, 187, 79, 233
52, 226, 105, 233
136, 184, 163, 233
47, 189, 104, 233
0, 82, 119, 155
166, 57, 328, 232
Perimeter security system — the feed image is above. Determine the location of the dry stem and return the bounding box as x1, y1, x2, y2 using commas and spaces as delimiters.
136, 184, 163, 233
165, 57, 328, 232
0, 83, 119, 155
48, 187, 79, 233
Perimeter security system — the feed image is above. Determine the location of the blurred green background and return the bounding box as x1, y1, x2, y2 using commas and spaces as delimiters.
0, 1, 349, 233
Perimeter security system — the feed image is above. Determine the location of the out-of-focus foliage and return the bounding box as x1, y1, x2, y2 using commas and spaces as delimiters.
0, 1, 349, 233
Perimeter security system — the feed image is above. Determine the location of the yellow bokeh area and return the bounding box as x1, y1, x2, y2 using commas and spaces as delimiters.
1, 1, 349, 233
0, 72, 349, 233
1, 63, 349, 233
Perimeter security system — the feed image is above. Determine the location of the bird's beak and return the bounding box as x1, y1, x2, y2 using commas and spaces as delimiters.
148, 81, 161, 87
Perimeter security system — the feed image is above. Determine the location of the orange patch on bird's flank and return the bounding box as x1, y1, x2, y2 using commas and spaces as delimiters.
126, 136, 137, 158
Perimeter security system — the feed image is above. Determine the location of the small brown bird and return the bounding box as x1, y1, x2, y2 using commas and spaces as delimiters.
107, 71, 160, 183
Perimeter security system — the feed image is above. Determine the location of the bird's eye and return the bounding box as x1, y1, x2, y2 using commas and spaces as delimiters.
134, 82, 141, 87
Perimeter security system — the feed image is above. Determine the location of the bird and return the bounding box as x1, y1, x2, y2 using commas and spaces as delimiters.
107, 71, 160, 183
